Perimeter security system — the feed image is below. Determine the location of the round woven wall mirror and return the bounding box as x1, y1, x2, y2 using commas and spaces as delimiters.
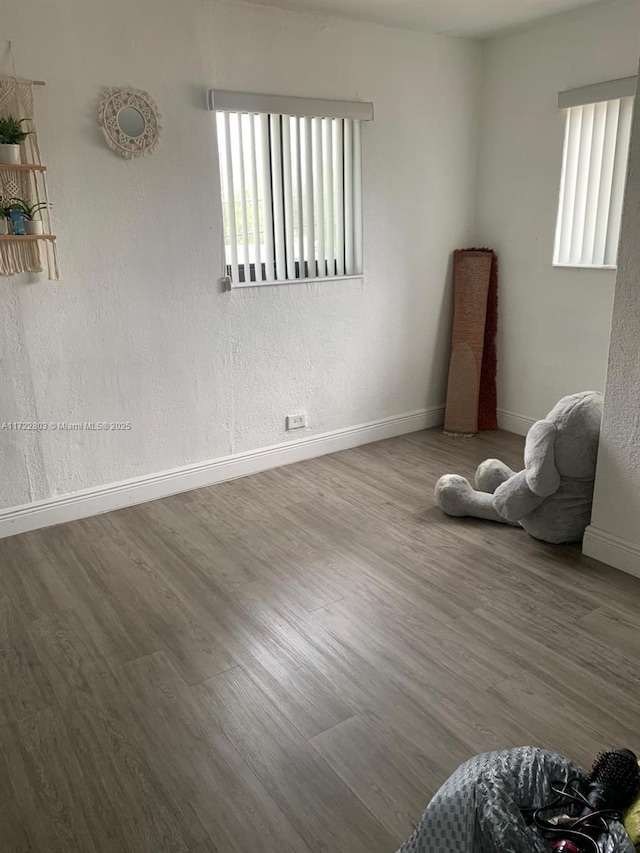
117, 106, 146, 138
98, 87, 162, 159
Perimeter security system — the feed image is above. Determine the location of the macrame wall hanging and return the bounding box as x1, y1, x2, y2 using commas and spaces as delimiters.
0, 75, 59, 280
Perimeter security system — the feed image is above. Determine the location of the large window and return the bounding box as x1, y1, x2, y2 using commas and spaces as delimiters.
210, 91, 373, 288
554, 77, 636, 269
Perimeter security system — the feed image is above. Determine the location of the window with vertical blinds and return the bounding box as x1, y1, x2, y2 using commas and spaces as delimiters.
211, 91, 372, 287
554, 95, 634, 268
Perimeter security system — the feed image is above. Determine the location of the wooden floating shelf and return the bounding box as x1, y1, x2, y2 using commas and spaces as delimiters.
0, 234, 56, 242
0, 163, 47, 172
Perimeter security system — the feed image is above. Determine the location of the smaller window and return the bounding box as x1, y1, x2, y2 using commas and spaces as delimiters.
213, 94, 370, 287
554, 95, 634, 268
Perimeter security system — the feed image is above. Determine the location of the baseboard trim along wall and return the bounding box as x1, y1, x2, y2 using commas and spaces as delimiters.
583, 525, 640, 579
497, 408, 536, 436
0, 406, 445, 540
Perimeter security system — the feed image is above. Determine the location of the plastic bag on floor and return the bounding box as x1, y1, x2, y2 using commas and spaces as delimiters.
397, 746, 634, 853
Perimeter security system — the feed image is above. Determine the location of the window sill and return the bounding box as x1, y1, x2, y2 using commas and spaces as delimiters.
222, 274, 364, 291
553, 263, 617, 271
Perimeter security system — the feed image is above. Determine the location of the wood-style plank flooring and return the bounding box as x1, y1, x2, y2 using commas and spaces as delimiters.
2, 428, 640, 852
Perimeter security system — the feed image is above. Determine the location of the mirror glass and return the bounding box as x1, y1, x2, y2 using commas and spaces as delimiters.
117, 106, 146, 138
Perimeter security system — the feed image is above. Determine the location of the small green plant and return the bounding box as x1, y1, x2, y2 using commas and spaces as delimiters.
0, 116, 31, 145
9, 198, 49, 220
0, 204, 11, 219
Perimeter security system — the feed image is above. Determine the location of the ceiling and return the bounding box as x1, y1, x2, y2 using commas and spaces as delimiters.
241, 0, 610, 38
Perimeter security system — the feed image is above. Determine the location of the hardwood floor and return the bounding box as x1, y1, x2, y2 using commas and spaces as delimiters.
2, 428, 640, 852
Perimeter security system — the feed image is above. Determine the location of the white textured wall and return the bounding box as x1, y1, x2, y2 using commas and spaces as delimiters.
475, 0, 640, 422
588, 70, 640, 551
0, 0, 480, 510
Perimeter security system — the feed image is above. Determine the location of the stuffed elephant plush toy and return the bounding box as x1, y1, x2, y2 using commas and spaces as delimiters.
435, 391, 603, 544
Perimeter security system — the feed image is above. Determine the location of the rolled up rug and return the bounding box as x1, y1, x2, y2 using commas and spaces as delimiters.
444, 248, 498, 435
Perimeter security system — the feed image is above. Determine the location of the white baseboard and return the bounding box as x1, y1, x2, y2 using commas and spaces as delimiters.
0, 405, 444, 540
583, 525, 640, 579
497, 408, 536, 436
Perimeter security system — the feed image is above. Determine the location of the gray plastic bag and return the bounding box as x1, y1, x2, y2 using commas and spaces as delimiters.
397, 747, 634, 853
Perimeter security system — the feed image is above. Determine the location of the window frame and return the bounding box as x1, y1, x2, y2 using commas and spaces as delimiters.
210, 91, 373, 290
553, 76, 636, 271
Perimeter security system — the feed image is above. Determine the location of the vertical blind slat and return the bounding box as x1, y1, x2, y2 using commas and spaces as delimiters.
353, 120, 363, 275
303, 116, 315, 278
259, 113, 276, 282
223, 112, 239, 284
334, 119, 345, 276
294, 118, 305, 277
270, 115, 287, 281
313, 117, 326, 277
248, 113, 264, 281
236, 114, 252, 279
605, 96, 634, 266
282, 115, 296, 280
569, 102, 595, 265
323, 117, 335, 277
580, 101, 607, 265
344, 118, 354, 275
553, 108, 572, 264
593, 99, 620, 266
557, 107, 583, 264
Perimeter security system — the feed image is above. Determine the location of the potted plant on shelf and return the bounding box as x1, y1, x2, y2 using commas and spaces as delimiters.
9, 198, 49, 234
0, 205, 10, 235
0, 116, 31, 164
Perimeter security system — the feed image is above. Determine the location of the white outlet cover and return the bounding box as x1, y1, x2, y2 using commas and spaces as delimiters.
286, 413, 307, 430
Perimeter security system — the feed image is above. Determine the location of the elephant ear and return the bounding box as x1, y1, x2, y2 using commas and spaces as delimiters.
524, 419, 561, 497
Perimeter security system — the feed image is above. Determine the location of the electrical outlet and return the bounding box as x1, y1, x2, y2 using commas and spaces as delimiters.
286, 412, 307, 431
